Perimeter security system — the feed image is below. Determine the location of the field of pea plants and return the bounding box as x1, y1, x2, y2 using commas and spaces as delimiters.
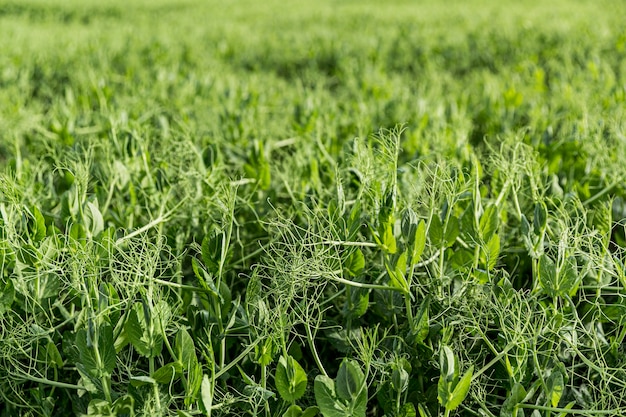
1, 0, 626, 416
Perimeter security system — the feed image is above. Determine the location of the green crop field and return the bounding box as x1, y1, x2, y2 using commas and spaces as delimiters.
1, 0, 626, 416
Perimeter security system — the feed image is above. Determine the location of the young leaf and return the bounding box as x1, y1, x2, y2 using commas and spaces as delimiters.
28, 206, 47, 242
275, 355, 308, 402
547, 370, 564, 407
402, 208, 418, 248
399, 403, 417, 417
479, 204, 499, 242
201, 374, 213, 412
345, 248, 365, 277
412, 220, 426, 263
446, 365, 474, 411
485, 233, 500, 271
202, 231, 224, 276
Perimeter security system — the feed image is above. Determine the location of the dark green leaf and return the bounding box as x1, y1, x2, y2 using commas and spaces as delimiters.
500, 383, 527, 417
152, 363, 179, 384
201, 231, 223, 276
0, 278, 15, 315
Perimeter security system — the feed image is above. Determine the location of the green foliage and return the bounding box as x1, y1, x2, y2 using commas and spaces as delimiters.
1, 0, 626, 415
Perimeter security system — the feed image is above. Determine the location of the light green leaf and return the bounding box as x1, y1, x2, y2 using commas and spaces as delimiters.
201, 374, 213, 412
446, 365, 473, 411
412, 220, 426, 263
539, 255, 557, 298
399, 403, 417, 417
486, 233, 500, 271
382, 221, 397, 254
283, 405, 304, 417
479, 204, 499, 242
345, 248, 365, 277
547, 370, 564, 407
86, 201, 104, 237
130, 375, 156, 387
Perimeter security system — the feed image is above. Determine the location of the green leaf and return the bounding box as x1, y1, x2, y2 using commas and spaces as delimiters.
284, 405, 318, 417
301, 406, 320, 417
175, 327, 198, 370
86, 201, 104, 237
345, 248, 365, 277
112, 395, 134, 417
124, 307, 150, 357
343, 288, 369, 320
276, 355, 308, 402
399, 403, 417, 417
402, 208, 418, 247
382, 221, 397, 254
539, 255, 557, 298
412, 220, 426, 263
533, 201, 548, 235
547, 370, 564, 407
444, 216, 460, 248
485, 233, 500, 271
500, 383, 527, 417
446, 365, 473, 411
201, 374, 213, 412
0, 278, 15, 315
46, 341, 64, 368
336, 359, 365, 402
152, 363, 179, 384
410, 297, 430, 344
31, 206, 47, 242
201, 231, 223, 276
429, 215, 444, 247
283, 405, 304, 417
191, 258, 222, 301
254, 337, 277, 366
75, 324, 116, 380
479, 204, 499, 242
130, 375, 156, 387
315, 375, 343, 417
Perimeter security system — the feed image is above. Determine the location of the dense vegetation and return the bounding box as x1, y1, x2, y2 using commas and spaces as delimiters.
1, 0, 626, 416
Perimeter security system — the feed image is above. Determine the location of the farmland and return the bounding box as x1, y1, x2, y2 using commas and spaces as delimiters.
1, 0, 626, 416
